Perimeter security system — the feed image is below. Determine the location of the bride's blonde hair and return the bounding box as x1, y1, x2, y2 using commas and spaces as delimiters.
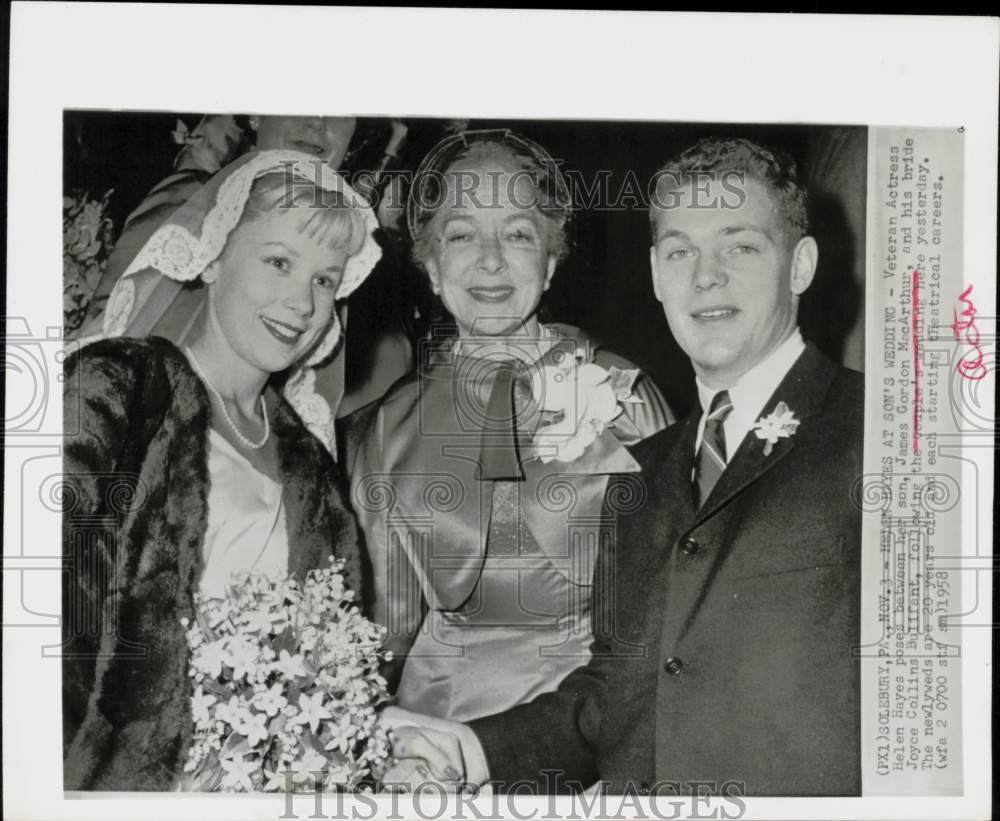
241, 171, 368, 257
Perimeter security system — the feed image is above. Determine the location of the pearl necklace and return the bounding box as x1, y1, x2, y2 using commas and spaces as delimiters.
185, 347, 270, 450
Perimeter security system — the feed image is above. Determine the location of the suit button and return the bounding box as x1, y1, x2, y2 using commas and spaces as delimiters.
638, 782, 651, 795
680, 537, 700, 555
664, 656, 684, 676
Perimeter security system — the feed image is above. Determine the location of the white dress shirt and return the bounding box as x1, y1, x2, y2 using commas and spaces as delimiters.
694, 329, 806, 464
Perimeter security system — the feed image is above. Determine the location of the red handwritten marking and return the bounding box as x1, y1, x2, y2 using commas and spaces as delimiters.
912, 269, 920, 455
951, 284, 988, 380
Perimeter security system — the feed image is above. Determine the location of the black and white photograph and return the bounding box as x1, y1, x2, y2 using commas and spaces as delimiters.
59, 112, 869, 796
4, 6, 996, 821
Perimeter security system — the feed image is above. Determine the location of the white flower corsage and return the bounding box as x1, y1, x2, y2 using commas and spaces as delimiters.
752, 401, 800, 456
527, 347, 642, 464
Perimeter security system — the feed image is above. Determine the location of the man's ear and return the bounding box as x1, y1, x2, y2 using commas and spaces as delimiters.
202, 260, 220, 284
789, 236, 818, 296
543, 256, 557, 292
650, 246, 664, 303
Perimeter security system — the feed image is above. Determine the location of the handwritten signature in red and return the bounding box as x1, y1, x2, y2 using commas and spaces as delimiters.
950, 285, 988, 380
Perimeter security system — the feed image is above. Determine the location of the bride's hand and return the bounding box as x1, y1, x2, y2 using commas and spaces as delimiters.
377, 706, 489, 789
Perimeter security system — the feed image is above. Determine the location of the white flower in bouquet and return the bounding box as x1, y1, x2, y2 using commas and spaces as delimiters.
252, 684, 287, 717
181, 558, 391, 792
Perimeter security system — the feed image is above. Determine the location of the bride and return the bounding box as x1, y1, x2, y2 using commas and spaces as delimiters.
61, 150, 381, 790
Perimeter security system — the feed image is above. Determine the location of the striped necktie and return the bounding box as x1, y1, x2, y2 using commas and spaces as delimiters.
694, 390, 733, 508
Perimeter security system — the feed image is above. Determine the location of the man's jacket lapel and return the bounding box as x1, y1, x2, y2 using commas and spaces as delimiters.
693, 344, 837, 526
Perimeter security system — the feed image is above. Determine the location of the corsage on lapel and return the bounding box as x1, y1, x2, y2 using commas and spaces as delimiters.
526, 344, 643, 465
752, 401, 800, 456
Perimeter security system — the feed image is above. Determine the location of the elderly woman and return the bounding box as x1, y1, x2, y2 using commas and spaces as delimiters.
61, 150, 381, 790
344, 130, 673, 726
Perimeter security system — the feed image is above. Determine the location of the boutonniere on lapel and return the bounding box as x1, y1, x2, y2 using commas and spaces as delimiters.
752, 401, 801, 456
526, 345, 643, 464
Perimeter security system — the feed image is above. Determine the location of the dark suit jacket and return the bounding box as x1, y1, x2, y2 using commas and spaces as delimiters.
470, 344, 863, 796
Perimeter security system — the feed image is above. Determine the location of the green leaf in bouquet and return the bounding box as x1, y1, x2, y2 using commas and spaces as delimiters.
267, 713, 286, 736
198, 761, 224, 792
305, 731, 327, 757
199, 677, 231, 699
221, 731, 251, 759
180, 756, 223, 792
249, 766, 268, 792
326, 750, 351, 768
195, 607, 221, 643
270, 626, 296, 656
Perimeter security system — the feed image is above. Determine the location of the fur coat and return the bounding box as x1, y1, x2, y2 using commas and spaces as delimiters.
61, 337, 364, 791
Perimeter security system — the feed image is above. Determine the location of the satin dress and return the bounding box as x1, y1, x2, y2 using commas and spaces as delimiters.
348, 325, 673, 723
395, 479, 596, 721
198, 429, 289, 598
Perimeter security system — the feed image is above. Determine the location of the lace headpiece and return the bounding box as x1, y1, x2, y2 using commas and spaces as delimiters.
99, 149, 382, 454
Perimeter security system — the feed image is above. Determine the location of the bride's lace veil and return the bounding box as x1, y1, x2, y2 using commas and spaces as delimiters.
90, 149, 382, 455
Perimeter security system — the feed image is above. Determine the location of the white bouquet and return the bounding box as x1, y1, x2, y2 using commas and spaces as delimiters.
181, 558, 391, 792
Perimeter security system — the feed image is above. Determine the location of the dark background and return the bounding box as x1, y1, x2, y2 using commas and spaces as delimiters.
64, 112, 866, 417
